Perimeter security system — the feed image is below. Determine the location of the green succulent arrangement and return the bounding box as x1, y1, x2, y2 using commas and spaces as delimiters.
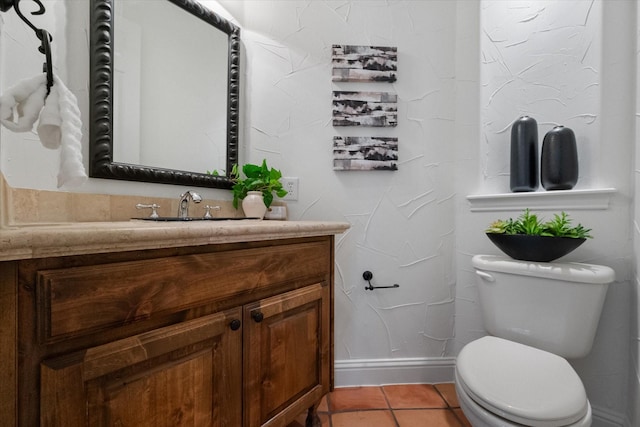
231, 160, 288, 209
486, 209, 592, 239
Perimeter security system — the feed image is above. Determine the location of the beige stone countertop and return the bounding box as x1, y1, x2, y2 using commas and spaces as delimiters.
0, 220, 351, 261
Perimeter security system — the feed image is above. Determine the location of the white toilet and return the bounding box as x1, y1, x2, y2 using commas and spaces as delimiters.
455, 255, 615, 427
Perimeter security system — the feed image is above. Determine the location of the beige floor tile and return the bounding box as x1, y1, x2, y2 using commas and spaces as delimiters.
382, 384, 447, 409
329, 386, 389, 412
394, 409, 463, 427
331, 410, 397, 427
435, 382, 460, 407
453, 408, 473, 427
291, 383, 467, 427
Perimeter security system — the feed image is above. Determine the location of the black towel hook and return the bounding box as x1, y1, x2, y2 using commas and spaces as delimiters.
13, 0, 46, 32
1, 0, 54, 94
39, 28, 53, 93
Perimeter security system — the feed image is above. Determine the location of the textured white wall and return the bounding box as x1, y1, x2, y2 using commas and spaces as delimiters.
0, 0, 79, 190
0, 0, 636, 423
480, 0, 601, 194
225, 1, 460, 380
631, 2, 640, 426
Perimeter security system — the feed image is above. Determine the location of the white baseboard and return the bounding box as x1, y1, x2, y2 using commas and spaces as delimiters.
591, 405, 627, 427
334, 358, 626, 427
334, 357, 456, 387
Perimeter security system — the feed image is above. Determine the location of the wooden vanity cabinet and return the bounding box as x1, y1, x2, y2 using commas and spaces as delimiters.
244, 283, 329, 427
41, 308, 244, 427
5, 236, 334, 427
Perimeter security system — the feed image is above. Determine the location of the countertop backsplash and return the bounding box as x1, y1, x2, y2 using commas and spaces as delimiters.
0, 173, 238, 227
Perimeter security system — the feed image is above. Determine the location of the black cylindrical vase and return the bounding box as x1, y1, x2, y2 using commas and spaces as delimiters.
541, 126, 578, 190
510, 116, 539, 192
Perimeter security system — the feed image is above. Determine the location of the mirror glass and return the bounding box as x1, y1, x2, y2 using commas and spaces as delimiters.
89, 0, 240, 188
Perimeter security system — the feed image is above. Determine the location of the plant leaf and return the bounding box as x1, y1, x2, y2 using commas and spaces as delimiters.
486, 209, 592, 239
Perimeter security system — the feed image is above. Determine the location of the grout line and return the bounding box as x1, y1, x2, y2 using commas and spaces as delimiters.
313, 384, 468, 427
433, 384, 452, 408
433, 384, 469, 427
380, 385, 401, 426
323, 407, 465, 427
452, 410, 467, 427
326, 384, 464, 427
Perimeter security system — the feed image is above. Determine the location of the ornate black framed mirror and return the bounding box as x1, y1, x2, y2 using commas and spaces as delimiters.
89, 0, 240, 189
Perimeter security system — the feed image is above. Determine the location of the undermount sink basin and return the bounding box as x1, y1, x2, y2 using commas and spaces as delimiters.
133, 217, 260, 222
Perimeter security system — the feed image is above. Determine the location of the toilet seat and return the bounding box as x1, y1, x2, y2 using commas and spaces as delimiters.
456, 336, 589, 427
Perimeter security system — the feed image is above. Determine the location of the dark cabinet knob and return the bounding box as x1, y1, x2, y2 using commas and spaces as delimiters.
251, 311, 264, 323
229, 319, 241, 330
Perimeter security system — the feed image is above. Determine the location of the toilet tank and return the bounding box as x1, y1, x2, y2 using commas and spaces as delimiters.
471, 255, 615, 358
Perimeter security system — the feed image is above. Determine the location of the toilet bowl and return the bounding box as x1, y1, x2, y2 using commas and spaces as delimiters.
455, 336, 591, 427
456, 255, 615, 427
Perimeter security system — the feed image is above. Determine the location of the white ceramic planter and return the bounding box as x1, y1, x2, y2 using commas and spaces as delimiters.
242, 191, 267, 219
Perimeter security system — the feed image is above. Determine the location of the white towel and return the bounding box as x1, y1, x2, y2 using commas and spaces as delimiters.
0, 74, 47, 132
37, 84, 61, 149
44, 75, 87, 188
0, 74, 87, 188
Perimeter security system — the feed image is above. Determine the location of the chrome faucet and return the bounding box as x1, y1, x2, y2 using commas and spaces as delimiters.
177, 190, 202, 218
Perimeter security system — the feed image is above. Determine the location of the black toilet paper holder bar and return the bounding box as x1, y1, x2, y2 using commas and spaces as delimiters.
363, 271, 400, 291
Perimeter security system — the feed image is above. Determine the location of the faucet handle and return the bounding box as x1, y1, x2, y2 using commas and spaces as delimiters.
203, 205, 221, 219
136, 203, 160, 219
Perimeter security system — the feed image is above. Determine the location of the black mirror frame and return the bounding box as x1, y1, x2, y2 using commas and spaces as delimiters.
89, 0, 240, 189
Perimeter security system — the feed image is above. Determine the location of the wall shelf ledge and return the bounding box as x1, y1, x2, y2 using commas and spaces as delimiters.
467, 188, 616, 212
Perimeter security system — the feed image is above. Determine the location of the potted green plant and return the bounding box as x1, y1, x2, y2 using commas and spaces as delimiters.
485, 209, 592, 262
231, 160, 288, 218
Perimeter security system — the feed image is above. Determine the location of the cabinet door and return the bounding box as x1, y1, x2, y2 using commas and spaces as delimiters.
40, 309, 242, 427
244, 283, 330, 427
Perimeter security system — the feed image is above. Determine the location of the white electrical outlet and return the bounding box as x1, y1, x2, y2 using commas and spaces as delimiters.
281, 177, 299, 201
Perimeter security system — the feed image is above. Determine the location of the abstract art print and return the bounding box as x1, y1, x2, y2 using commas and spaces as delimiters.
332, 91, 397, 127
332, 45, 397, 82
333, 136, 398, 171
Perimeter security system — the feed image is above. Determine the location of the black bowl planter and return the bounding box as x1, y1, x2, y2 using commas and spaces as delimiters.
486, 234, 586, 262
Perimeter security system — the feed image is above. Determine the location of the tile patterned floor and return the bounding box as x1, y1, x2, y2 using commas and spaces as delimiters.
288, 383, 472, 427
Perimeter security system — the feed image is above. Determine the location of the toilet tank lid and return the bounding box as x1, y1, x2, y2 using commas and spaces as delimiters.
472, 255, 615, 284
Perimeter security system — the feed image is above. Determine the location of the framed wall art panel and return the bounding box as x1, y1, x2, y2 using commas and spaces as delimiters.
332, 91, 397, 127
332, 45, 397, 82
333, 136, 398, 171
